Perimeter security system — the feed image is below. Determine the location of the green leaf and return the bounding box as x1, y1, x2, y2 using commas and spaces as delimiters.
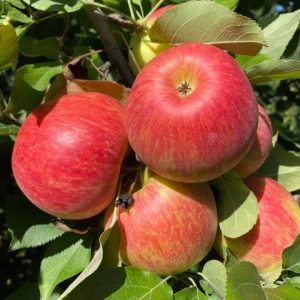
255, 143, 300, 192
19, 36, 60, 59
7, 5, 33, 23
236, 54, 271, 69
174, 287, 206, 300
265, 284, 300, 300
214, 172, 258, 238
215, 0, 239, 10
6, 195, 65, 250
246, 59, 300, 83
5, 283, 40, 300
63, 266, 173, 300
7, 0, 26, 9
149, 1, 266, 56
201, 260, 227, 298
282, 234, 300, 274
4, 62, 63, 113
59, 215, 120, 299
39, 232, 92, 300
23, 0, 83, 12
260, 10, 300, 60
0, 23, 18, 70
0, 123, 19, 136
226, 262, 267, 300
284, 277, 300, 289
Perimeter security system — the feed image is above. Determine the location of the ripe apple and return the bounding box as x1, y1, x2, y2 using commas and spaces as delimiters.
12, 92, 128, 220
105, 173, 217, 275
233, 104, 273, 178
128, 5, 173, 75
215, 177, 300, 281
126, 43, 259, 183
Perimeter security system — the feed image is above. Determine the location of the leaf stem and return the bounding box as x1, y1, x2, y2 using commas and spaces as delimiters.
197, 272, 225, 300
127, 0, 136, 21
140, 0, 166, 28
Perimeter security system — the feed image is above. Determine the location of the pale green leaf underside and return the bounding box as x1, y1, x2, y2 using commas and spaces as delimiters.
255, 143, 300, 192
149, 1, 266, 55
261, 9, 300, 60
226, 262, 267, 300
216, 172, 258, 238
246, 59, 300, 83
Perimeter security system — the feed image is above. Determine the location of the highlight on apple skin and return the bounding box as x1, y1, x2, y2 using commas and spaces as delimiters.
233, 104, 273, 178
126, 43, 259, 183
215, 177, 300, 281
12, 92, 128, 220
105, 174, 218, 276
128, 5, 173, 75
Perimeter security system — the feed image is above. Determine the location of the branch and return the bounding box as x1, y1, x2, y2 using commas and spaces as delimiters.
85, 5, 135, 87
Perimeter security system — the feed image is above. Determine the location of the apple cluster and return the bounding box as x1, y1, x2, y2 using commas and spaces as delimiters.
11, 6, 300, 281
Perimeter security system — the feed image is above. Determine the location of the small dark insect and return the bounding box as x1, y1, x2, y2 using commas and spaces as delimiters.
115, 193, 134, 209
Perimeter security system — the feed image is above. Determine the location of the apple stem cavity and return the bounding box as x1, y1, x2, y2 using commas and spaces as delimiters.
177, 81, 193, 96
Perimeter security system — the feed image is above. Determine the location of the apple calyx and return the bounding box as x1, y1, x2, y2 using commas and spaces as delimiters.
115, 194, 134, 209
177, 80, 193, 96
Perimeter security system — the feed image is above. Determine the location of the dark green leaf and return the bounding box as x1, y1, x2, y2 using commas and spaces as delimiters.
174, 287, 206, 300
149, 1, 266, 55
201, 260, 227, 298
0, 123, 19, 136
6, 195, 65, 250
260, 9, 300, 60
5, 283, 40, 300
19, 36, 60, 59
63, 267, 173, 300
214, 172, 258, 238
226, 262, 267, 300
265, 284, 300, 300
255, 143, 300, 192
246, 59, 300, 83
0, 23, 18, 70
282, 234, 300, 274
4, 62, 63, 113
23, 0, 83, 12
39, 232, 92, 300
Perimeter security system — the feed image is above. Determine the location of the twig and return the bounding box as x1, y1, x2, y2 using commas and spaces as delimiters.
84, 6, 135, 87
107, 13, 139, 30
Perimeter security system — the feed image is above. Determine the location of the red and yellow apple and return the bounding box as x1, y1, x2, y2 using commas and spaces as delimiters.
128, 5, 173, 75
12, 92, 128, 220
126, 43, 259, 183
233, 104, 273, 178
105, 173, 217, 275
216, 177, 300, 281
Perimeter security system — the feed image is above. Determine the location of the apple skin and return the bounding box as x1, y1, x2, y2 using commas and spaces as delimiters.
12, 92, 128, 220
105, 174, 217, 275
126, 43, 259, 183
233, 104, 272, 178
216, 177, 300, 281
128, 5, 173, 75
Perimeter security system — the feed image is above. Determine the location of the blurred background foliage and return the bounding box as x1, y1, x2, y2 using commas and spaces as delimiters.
0, 0, 299, 298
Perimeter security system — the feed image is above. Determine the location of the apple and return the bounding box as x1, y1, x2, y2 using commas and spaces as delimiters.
128, 5, 173, 75
12, 92, 128, 220
233, 104, 273, 178
215, 177, 300, 281
126, 43, 259, 183
105, 173, 217, 275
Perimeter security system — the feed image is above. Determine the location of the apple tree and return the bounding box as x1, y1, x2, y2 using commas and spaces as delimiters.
1, 0, 300, 299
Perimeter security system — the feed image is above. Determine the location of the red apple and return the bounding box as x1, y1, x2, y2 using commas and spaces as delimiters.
12, 92, 128, 220
105, 174, 217, 275
233, 104, 272, 178
216, 177, 300, 281
126, 43, 259, 183
128, 5, 173, 75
